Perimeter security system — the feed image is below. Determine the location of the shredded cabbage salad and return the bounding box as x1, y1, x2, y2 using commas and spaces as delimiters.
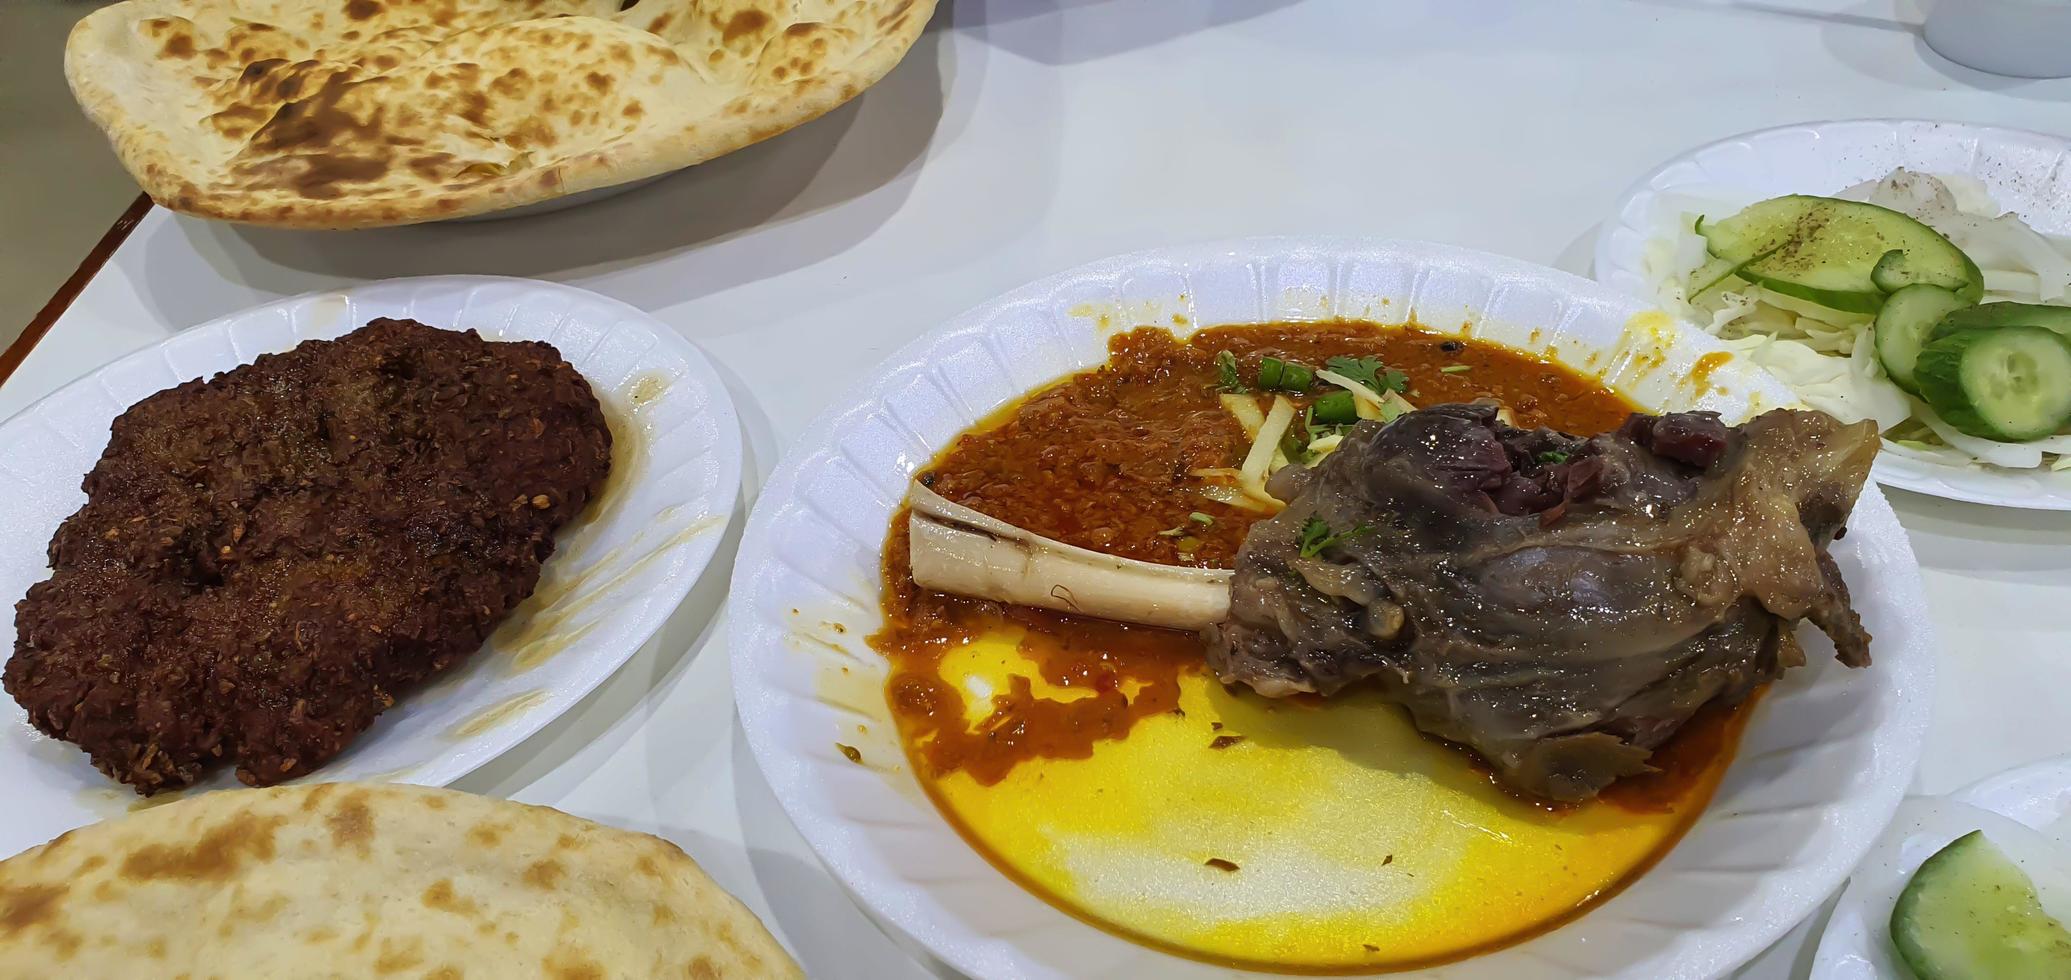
1644, 169, 2071, 470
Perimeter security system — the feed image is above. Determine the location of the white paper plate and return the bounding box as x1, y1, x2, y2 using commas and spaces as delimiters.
0, 276, 740, 856
1594, 119, 2071, 510
730, 238, 1935, 979
1811, 755, 2071, 979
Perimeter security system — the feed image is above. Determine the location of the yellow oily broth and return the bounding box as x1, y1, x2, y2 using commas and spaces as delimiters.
918, 626, 1714, 972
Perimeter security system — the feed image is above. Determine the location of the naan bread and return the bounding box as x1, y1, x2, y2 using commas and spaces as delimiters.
0, 782, 801, 977
66, 0, 935, 228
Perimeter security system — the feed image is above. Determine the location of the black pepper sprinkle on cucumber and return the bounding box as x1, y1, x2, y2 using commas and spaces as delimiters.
1699, 195, 1982, 314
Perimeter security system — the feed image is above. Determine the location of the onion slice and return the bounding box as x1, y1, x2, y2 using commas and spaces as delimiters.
905, 482, 1233, 629
1197, 484, 1274, 512
1219, 393, 1267, 439
1315, 369, 1415, 421
1238, 395, 1297, 503
1914, 401, 2046, 469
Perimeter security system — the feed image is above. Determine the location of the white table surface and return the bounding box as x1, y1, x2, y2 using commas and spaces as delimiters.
8, 2, 2071, 976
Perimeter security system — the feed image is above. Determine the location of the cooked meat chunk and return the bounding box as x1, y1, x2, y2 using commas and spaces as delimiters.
5, 319, 611, 794
1206, 404, 1877, 802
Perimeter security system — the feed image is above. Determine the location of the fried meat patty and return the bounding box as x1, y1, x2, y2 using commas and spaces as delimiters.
5, 318, 612, 793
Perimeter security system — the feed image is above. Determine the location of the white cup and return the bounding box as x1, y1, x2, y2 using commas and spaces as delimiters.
1925, 0, 2071, 78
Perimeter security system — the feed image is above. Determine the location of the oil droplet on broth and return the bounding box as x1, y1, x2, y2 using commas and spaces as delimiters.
446, 690, 547, 740
913, 625, 1723, 972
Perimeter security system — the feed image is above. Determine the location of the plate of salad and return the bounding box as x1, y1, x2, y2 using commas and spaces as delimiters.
1597, 120, 2071, 509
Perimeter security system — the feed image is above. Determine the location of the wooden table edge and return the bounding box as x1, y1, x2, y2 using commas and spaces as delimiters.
0, 193, 154, 386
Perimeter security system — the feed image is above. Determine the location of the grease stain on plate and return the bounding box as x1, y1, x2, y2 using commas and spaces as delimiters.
1623, 309, 1680, 348
75, 783, 191, 816
446, 690, 547, 740
352, 765, 423, 783
306, 294, 352, 338
557, 373, 663, 559
803, 616, 913, 794
1685, 350, 1734, 398
498, 509, 723, 672
627, 372, 670, 408
1070, 300, 1186, 335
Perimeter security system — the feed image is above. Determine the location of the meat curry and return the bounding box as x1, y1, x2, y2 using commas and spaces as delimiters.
868, 322, 1758, 972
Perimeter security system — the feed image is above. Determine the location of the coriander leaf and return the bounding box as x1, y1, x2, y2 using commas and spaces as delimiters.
1324, 356, 1410, 395
1324, 355, 1382, 391
1215, 351, 1248, 393
1297, 517, 1374, 558
1536, 450, 1570, 464
1296, 517, 1330, 557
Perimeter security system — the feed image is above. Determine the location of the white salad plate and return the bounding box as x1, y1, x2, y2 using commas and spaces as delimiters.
730, 238, 1935, 979
0, 276, 741, 857
1812, 754, 2071, 979
1595, 119, 2071, 510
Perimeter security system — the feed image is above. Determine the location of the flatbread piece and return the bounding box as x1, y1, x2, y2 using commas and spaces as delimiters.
66, 0, 935, 227
0, 782, 802, 977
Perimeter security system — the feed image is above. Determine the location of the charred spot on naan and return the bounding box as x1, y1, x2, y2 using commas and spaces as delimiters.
544, 946, 608, 980
373, 936, 428, 973
466, 820, 508, 847
0, 883, 66, 932
325, 789, 377, 855
420, 879, 483, 918
118, 810, 288, 883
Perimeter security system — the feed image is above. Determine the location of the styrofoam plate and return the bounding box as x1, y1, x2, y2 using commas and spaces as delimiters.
1595, 119, 2071, 510
1812, 755, 2071, 979
0, 275, 741, 856
730, 238, 1935, 979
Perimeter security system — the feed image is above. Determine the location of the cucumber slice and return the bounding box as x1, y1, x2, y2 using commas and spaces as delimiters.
1875, 285, 1975, 395
1686, 254, 1744, 299
1873, 247, 1986, 301
1892, 830, 2071, 980
1699, 195, 1982, 314
1933, 302, 2071, 343
1915, 326, 2071, 441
